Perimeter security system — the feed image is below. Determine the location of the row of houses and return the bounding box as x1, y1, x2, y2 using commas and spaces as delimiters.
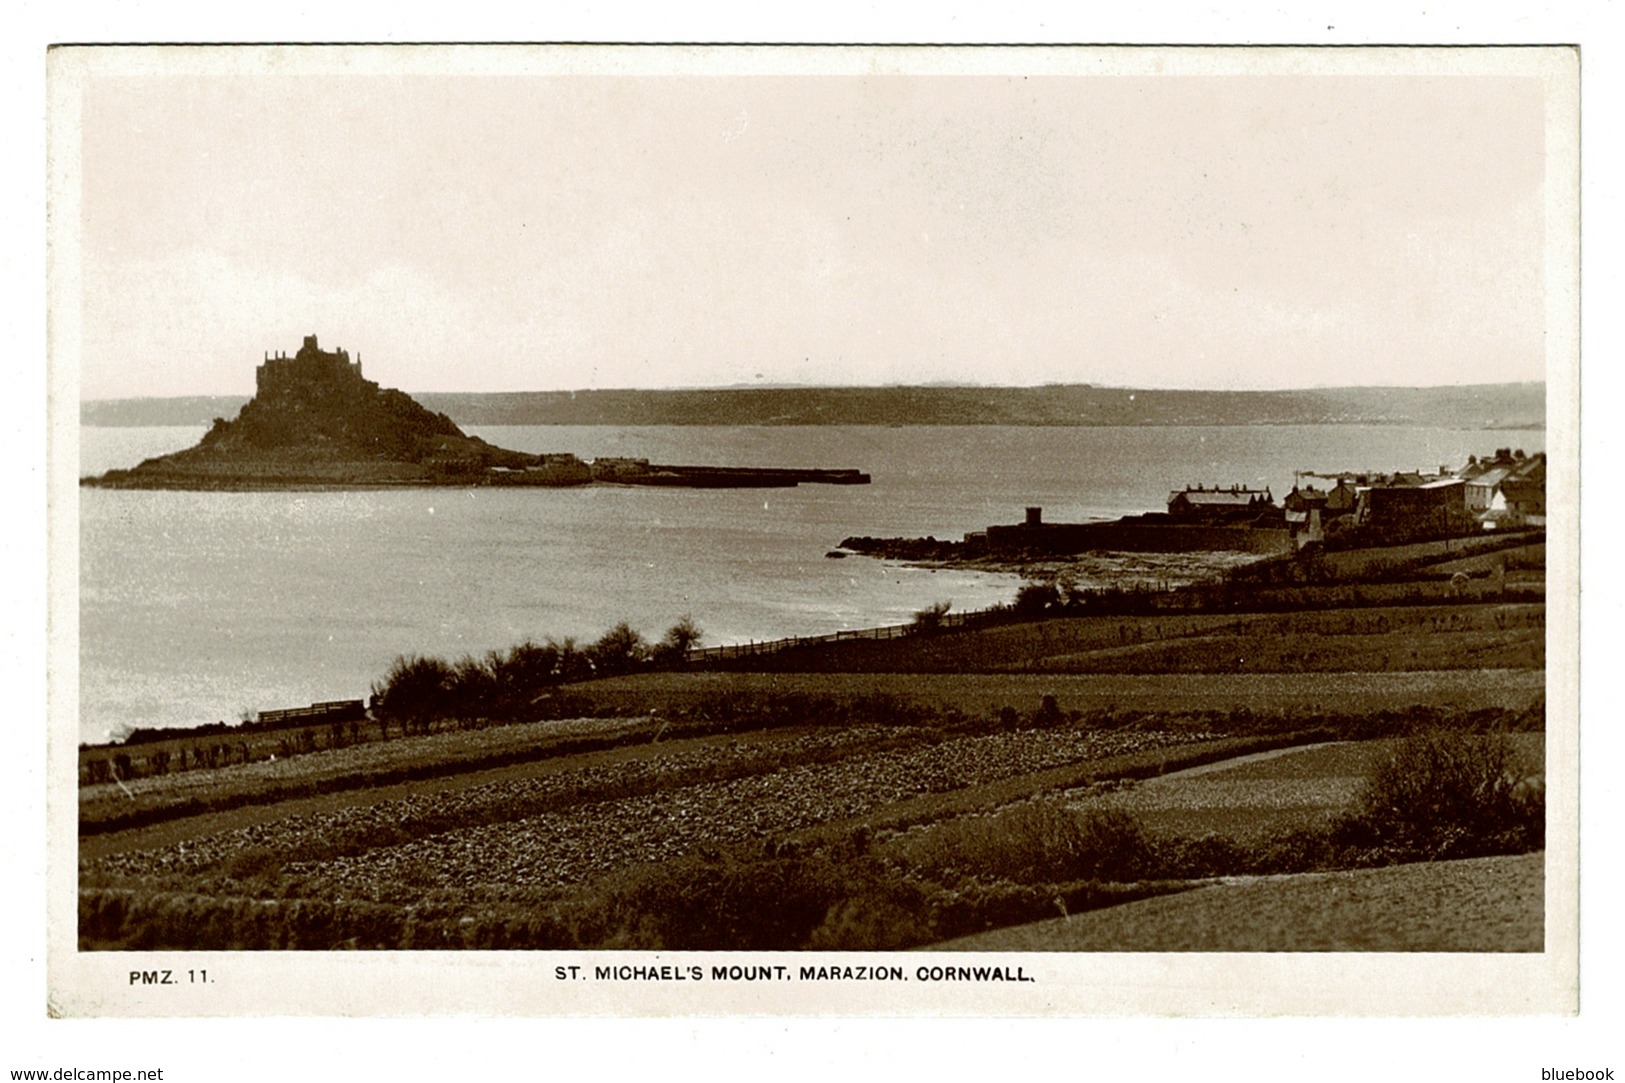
1462, 448, 1547, 524
1165, 484, 1277, 522
1282, 447, 1546, 548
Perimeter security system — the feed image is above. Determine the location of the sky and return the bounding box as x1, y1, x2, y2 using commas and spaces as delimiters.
64, 49, 1566, 400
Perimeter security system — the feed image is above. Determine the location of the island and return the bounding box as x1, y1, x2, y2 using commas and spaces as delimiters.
81, 336, 870, 490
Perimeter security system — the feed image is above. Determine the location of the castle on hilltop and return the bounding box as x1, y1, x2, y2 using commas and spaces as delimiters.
85, 333, 869, 490
256, 335, 367, 394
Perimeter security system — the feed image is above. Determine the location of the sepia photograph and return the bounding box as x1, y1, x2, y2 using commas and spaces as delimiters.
44, 41, 1579, 1020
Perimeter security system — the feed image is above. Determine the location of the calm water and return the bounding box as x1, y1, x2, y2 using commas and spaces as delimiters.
76, 423, 1544, 742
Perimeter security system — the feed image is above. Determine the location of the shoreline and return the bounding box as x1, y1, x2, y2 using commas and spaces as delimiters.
835, 534, 1271, 581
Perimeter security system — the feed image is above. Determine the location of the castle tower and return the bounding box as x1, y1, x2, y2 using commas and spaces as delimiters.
257, 334, 371, 394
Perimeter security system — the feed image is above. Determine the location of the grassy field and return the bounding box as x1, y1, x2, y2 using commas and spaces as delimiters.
694, 601, 1544, 675
931, 852, 1544, 952
567, 668, 1544, 719
1060, 734, 1544, 844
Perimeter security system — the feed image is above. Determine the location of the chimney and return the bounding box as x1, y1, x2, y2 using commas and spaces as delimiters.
1025, 507, 1043, 527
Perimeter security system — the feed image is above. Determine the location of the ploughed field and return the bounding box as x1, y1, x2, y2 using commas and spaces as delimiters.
78, 715, 657, 833
84, 721, 1229, 901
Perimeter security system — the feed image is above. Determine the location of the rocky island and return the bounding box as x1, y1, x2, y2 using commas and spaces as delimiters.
82, 336, 870, 491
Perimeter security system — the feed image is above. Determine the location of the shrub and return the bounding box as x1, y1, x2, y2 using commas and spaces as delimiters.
1153, 832, 1250, 878
371, 654, 455, 730
1032, 694, 1065, 728
1157, 828, 1339, 878
1013, 581, 1061, 615
223, 847, 284, 884
1337, 729, 1543, 860
589, 622, 651, 676
911, 600, 952, 633
654, 616, 704, 666
579, 850, 862, 951
492, 639, 558, 692
886, 803, 1154, 886
448, 653, 500, 724
807, 891, 933, 951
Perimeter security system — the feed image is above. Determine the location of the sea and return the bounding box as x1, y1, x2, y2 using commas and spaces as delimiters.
74, 423, 1545, 743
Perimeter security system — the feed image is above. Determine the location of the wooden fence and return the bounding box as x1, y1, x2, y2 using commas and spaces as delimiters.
685, 606, 1012, 663
682, 534, 1543, 666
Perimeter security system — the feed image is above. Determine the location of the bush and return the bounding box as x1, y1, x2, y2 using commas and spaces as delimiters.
654, 616, 704, 666
579, 849, 877, 951
1013, 581, 1060, 615
1337, 729, 1543, 860
589, 622, 651, 676
476, 638, 594, 714
448, 653, 500, 724
807, 891, 933, 951
367, 621, 674, 729
885, 803, 1154, 886
1032, 694, 1065, 728
911, 600, 952, 633
371, 654, 455, 730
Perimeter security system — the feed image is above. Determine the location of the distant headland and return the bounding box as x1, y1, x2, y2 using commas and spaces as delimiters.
81, 337, 869, 491
83, 380, 1545, 431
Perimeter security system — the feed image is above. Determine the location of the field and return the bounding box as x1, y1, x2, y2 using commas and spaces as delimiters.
88, 724, 1240, 895
690, 600, 1544, 675
1058, 735, 1544, 842
80, 693, 1544, 950
933, 852, 1545, 952
79, 559, 1549, 952
79, 715, 657, 833
567, 667, 1544, 718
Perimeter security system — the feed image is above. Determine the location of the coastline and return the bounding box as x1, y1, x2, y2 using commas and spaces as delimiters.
82, 463, 872, 491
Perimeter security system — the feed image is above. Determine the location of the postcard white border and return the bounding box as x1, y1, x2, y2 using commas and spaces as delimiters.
43, 42, 1580, 1021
